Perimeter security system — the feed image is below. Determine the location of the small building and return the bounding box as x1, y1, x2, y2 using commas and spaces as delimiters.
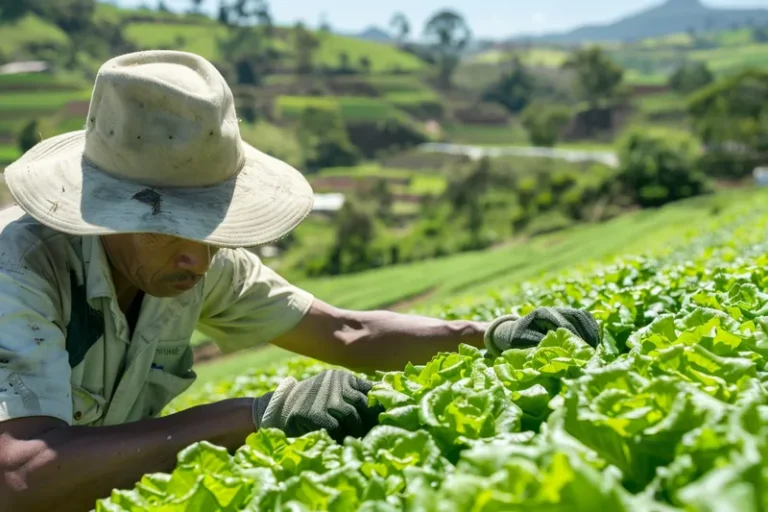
753, 166, 768, 186
312, 193, 346, 215
0, 61, 51, 75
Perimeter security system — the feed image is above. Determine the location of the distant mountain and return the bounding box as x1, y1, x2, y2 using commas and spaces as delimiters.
351, 26, 394, 43
510, 0, 768, 43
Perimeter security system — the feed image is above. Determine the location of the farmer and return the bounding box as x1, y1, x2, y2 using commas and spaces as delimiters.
0, 51, 600, 511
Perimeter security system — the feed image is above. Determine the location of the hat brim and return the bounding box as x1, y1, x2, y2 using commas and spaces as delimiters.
3, 130, 314, 248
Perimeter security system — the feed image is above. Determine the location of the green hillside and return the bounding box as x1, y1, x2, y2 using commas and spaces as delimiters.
122, 22, 425, 74
472, 27, 768, 86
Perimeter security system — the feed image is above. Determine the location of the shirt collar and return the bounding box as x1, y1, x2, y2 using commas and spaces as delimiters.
82, 236, 116, 301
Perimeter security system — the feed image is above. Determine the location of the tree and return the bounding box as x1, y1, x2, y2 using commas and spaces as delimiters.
231, 0, 273, 32
520, 101, 573, 147
218, 27, 278, 85
0, 0, 35, 21
359, 56, 372, 74
688, 69, 768, 178
561, 46, 624, 110
157, 0, 170, 12
669, 61, 714, 95
617, 127, 709, 208
293, 22, 321, 74
217, 0, 230, 24
217, 0, 278, 85
189, 0, 203, 14
423, 9, 472, 89
338, 51, 351, 71
482, 56, 536, 114
389, 12, 410, 46
326, 198, 377, 274
18, 119, 41, 154
370, 179, 393, 222
753, 26, 768, 43
296, 107, 360, 170
318, 13, 331, 33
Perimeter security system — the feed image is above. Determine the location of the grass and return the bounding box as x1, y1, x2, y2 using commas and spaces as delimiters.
0, 72, 86, 92
292, 187, 763, 312
238, 120, 304, 168
124, 22, 229, 61
188, 345, 296, 392
276, 95, 398, 122
0, 145, 20, 163
366, 75, 433, 95
624, 69, 669, 86
689, 44, 768, 75
0, 90, 91, 113
0, 14, 70, 56
635, 91, 687, 116
312, 32, 425, 73
384, 91, 440, 105
472, 48, 569, 68
337, 97, 398, 122
313, 164, 446, 196
123, 21, 422, 74
443, 124, 529, 145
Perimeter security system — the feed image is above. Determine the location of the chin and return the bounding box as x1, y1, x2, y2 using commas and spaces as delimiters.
146, 287, 186, 299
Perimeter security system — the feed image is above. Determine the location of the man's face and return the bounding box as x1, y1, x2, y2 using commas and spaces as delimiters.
101, 233, 220, 298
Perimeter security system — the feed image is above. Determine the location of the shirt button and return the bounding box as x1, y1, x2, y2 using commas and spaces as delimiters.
74, 411, 82, 421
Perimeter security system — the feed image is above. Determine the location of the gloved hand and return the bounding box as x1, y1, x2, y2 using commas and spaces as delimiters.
484, 306, 601, 357
251, 370, 383, 443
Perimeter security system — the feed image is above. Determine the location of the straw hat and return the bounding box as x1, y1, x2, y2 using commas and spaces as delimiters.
4, 50, 314, 248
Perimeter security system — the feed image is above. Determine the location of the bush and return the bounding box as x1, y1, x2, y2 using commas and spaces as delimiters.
345, 115, 428, 159
688, 69, 768, 177
520, 101, 573, 147
617, 127, 710, 208
668, 61, 714, 95
18, 119, 41, 153
297, 107, 360, 171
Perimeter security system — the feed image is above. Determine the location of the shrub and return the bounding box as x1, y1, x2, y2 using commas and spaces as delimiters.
520, 100, 573, 147
617, 127, 710, 208
297, 106, 360, 171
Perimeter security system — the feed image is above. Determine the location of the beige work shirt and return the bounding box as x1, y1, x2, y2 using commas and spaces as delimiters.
0, 206, 313, 426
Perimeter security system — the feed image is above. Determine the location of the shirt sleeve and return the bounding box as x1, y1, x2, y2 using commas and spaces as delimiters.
197, 248, 314, 353
0, 264, 72, 424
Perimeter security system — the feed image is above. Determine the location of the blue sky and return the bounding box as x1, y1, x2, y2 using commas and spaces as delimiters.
111, 0, 768, 38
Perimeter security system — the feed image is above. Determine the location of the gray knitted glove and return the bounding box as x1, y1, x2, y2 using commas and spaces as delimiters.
251, 370, 383, 443
484, 307, 601, 357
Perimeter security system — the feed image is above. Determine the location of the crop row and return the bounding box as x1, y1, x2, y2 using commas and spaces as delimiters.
97, 195, 768, 511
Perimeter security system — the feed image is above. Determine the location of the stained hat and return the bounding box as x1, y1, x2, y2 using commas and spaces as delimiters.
4, 50, 314, 248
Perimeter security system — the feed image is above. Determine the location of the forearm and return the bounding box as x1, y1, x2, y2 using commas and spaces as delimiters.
1, 398, 255, 512
336, 309, 489, 372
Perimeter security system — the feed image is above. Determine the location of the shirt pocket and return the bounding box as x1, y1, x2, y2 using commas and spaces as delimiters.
142, 337, 196, 418
152, 337, 194, 376
142, 367, 196, 418
71, 385, 107, 426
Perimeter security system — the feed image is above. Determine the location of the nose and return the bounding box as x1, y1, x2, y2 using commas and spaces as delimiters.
175, 242, 213, 275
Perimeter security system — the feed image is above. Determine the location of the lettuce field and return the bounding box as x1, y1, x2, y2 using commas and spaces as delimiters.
97, 192, 768, 511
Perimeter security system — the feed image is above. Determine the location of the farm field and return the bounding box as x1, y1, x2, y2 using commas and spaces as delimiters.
276, 95, 399, 122
293, 188, 749, 312
312, 164, 446, 196
123, 22, 425, 73
96, 185, 768, 510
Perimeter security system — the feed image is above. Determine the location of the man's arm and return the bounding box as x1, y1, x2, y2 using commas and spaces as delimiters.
271, 299, 491, 373
0, 398, 255, 512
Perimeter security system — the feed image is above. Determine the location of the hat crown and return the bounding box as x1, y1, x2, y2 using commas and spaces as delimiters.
83, 51, 244, 188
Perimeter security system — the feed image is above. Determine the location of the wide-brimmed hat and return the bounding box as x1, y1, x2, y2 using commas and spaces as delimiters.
4, 50, 314, 248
